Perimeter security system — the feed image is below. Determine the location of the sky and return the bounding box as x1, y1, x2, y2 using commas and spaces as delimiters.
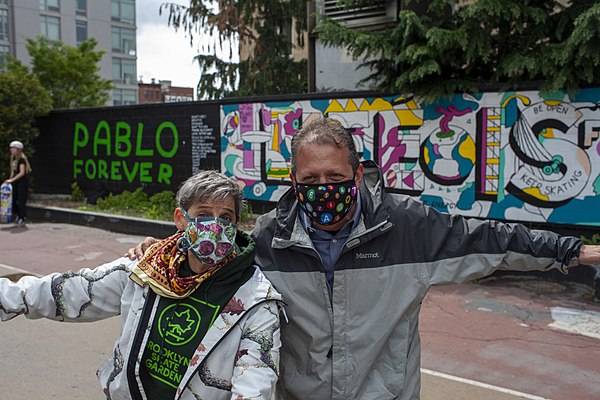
136, 0, 203, 95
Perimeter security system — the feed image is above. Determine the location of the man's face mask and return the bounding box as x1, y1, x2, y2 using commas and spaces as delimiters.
294, 178, 358, 225
177, 209, 237, 266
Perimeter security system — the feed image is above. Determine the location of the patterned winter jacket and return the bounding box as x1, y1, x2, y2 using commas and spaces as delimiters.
252, 160, 582, 400
0, 231, 283, 400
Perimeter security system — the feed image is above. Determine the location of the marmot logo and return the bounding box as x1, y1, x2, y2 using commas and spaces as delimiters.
356, 252, 379, 259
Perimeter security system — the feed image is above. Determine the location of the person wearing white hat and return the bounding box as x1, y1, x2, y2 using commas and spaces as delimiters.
3, 140, 32, 225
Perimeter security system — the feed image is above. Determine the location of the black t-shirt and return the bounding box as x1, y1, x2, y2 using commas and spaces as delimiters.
139, 259, 253, 399
11, 158, 27, 185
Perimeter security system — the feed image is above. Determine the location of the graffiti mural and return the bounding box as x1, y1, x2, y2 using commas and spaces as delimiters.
220, 89, 600, 227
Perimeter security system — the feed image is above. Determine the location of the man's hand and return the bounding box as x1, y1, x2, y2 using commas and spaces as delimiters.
580, 245, 600, 265
125, 236, 160, 260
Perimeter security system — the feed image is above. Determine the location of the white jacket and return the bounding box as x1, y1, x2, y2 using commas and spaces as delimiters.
0, 257, 283, 400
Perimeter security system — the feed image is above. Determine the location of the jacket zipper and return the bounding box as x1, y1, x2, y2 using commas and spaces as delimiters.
127, 289, 156, 400
174, 298, 283, 400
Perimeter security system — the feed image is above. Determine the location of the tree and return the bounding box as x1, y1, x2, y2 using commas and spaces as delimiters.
14, 37, 113, 109
0, 64, 52, 181
161, 0, 308, 99
315, 0, 600, 102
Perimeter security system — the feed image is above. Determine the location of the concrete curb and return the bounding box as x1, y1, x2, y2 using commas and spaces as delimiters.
27, 204, 177, 238
26, 204, 600, 299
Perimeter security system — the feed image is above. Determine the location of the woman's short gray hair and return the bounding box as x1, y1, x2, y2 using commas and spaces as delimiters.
176, 170, 243, 220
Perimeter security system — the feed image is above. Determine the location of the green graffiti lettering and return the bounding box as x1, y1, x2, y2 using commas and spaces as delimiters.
139, 162, 152, 183
122, 161, 139, 183
73, 122, 89, 157
135, 123, 153, 156
115, 121, 132, 157
156, 122, 178, 158
85, 159, 96, 179
98, 159, 109, 179
94, 120, 111, 156
73, 159, 83, 179
157, 163, 172, 184
110, 160, 122, 180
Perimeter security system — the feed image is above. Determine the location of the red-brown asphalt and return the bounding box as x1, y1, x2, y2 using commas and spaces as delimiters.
1, 221, 599, 399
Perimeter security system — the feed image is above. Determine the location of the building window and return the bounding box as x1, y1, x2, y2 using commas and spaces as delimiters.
76, 20, 87, 44
0, 44, 10, 69
113, 88, 137, 105
0, 0, 7, 5
40, 15, 61, 41
40, 0, 60, 12
111, 0, 135, 24
112, 57, 136, 84
76, 0, 87, 15
112, 26, 136, 55
0, 9, 8, 41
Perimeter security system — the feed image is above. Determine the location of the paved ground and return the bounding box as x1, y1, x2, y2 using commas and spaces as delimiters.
1, 221, 600, 399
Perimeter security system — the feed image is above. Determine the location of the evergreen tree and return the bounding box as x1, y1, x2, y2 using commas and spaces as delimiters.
161, 0, 307, 99
315, 0, 600, 102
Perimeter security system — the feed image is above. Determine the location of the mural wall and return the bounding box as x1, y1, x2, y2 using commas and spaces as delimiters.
33, 103, 221, 196
220, 89, 600, 227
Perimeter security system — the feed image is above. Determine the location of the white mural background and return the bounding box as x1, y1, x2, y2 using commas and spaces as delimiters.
220, 89, 600, 227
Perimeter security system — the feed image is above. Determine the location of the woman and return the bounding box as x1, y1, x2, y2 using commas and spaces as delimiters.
3, 140, 31, 225
0, 170, 283, 400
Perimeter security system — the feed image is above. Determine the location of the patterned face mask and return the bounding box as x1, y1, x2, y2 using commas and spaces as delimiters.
177, 209, 237, 266
294, 178, 358, 225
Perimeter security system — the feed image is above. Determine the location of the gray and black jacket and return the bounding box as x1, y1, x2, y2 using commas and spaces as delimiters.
252, 160, 581, 400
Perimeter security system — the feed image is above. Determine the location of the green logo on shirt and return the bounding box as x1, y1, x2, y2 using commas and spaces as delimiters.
159, 303, 201, 346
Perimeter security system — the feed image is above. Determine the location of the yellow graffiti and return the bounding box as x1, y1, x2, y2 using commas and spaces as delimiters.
326, 100, 345, 113
501, 94, 531, 108
457, 135, 476, 162
539, 128, 555, 138
523, 187, 549, 201
345, 99, 359, 112
544, 100, 561, 106
394, 109, 423, 126
423, 146, 430, 165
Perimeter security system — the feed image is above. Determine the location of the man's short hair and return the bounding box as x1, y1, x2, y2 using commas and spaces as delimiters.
176, 170, 243, 220
290, 117, 360, 176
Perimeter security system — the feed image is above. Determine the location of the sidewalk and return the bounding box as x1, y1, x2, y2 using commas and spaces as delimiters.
2, 221, 600, 399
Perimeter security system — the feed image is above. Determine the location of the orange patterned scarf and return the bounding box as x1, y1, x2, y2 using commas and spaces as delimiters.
130, 232, 236, 299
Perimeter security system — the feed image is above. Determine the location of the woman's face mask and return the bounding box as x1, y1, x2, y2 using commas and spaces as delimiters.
177, 209, 237, 266
294, 178, 358, 225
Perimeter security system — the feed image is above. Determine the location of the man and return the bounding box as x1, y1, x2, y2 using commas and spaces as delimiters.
131, 118, 600, 400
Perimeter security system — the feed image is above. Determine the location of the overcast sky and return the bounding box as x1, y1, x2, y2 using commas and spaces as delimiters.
136, 0, 202, 93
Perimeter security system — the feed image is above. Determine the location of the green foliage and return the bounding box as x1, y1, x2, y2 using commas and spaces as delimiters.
147, 190, 178, 221
0, 64, 52, 181
70, 182, 86, 202
81, 188, 176, 221
581, 234, 600, 245
240, 200, 253, 223
315, 0, 600, 102
13, 37, 113, 109
161, 0, 308, 99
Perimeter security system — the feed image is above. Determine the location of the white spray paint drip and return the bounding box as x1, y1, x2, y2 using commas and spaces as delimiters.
549, 306, 600, 340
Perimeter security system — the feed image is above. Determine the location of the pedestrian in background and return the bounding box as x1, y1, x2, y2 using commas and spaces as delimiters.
3, 140, 31, 225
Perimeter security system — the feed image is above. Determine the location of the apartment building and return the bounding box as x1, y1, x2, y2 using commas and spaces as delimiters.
138, 79, 194, 104
0, 0, 137, 106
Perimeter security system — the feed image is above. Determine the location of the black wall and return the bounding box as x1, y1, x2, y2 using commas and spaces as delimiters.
33, 101, 221, 198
